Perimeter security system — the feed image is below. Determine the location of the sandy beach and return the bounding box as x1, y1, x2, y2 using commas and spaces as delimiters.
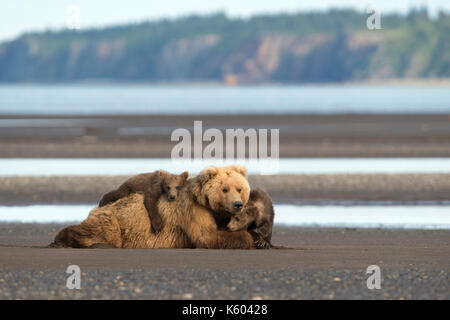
1, 114, 449, 158
0, 224, 448, 300
1, 113, 449, 300
1, 174, 450, 205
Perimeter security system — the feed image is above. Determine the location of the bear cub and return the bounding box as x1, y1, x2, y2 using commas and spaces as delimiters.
99, 170, 189, 233
227, 188, 275, 248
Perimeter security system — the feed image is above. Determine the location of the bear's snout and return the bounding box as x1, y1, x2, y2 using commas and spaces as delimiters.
233, 201, 243, 210
168, 194, 176, 201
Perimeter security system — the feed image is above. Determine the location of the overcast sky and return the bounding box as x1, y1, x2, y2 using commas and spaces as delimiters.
1, 0, 449, 42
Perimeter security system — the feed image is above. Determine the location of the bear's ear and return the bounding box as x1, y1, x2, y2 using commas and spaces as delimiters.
229, 165, 247, 177
158, 170, 168, 178
201, 166, 218, 181
180, 171, 189, 180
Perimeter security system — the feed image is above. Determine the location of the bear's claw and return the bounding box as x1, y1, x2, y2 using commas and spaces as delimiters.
249, 230, 271, 249
255, 239, 271, 249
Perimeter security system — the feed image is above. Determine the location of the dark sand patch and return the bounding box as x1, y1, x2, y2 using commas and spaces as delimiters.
0, 224, 448, 299
0, 114, 449, 157
1, 174, 450, 205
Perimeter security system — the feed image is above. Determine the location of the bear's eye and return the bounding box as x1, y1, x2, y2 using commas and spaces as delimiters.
237, 188, 242, 193
222, 188, 228, 193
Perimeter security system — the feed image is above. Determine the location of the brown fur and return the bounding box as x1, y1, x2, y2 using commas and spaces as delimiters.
98, 170, 188, 233
227, 188, 275, 248
52, 165, 255, 249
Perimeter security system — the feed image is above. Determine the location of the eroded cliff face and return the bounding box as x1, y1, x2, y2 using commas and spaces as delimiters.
155, 34, 220, 79
220, 32, 384, 83
0, 12, 448, 83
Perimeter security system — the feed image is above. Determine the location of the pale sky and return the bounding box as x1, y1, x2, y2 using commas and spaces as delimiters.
1, 0, 449, 42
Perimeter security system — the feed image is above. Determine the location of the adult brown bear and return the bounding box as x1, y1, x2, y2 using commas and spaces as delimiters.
52, 165, 256, 249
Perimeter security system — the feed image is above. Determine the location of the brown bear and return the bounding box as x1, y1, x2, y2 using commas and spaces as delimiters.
226, 188, 275, 249
52, 165, 257, 249
98, 170, 189, 233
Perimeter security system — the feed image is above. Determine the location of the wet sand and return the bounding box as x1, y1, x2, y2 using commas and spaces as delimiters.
1, 113, 449, 299
1, 174, 449, 205
0, 224, 448, 299
1, 114, 449, 157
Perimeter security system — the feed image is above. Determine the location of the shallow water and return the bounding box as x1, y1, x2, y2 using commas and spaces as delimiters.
1, 158, 450, 176
1, 204, 449, 230
1, 84, 449, 115
275, 205, 450, 229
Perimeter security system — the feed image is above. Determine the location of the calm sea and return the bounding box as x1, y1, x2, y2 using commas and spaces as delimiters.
0, 84, 449, 114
